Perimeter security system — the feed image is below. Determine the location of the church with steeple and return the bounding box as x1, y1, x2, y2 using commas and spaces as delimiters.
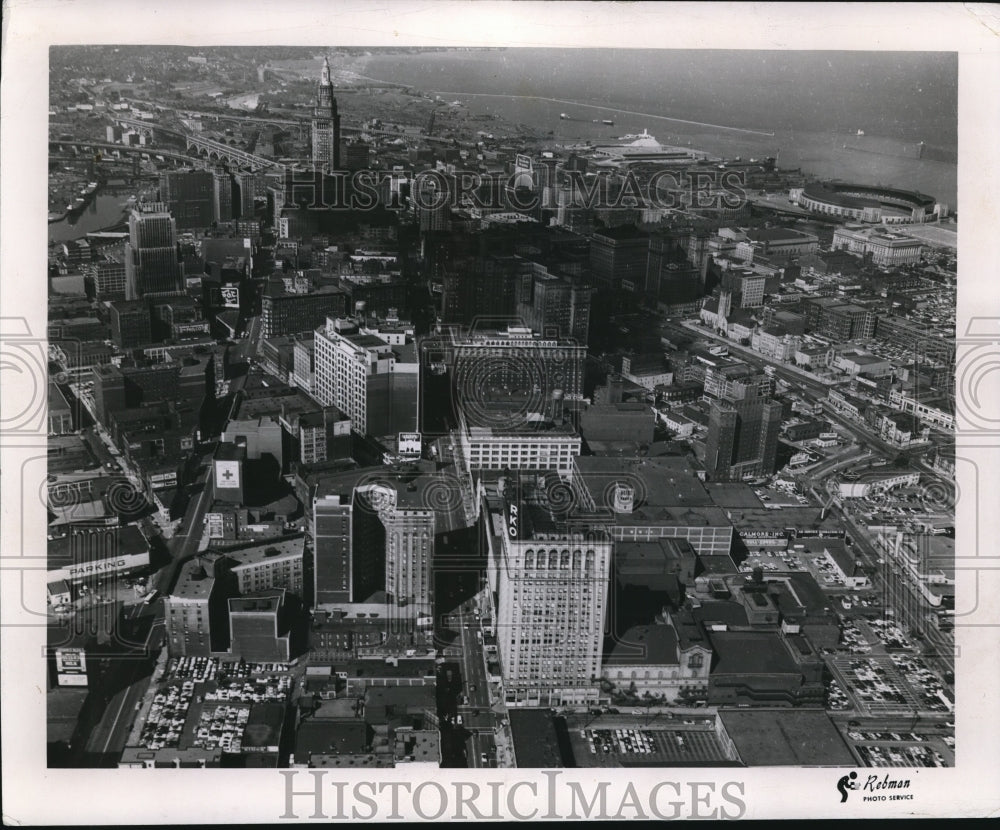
311, 56, 341, 171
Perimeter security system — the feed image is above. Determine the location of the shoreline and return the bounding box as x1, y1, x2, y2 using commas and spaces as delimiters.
425, 91, 777, 138
49, 207, 130, 245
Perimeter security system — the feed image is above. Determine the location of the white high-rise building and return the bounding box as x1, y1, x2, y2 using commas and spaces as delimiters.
313, 317, 404, 433
493, 475, 612, 707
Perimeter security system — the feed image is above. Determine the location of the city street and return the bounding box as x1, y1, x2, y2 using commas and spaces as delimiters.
678, 319, 946, 461
447, 597, 514, 768
153, 461, 216, 596
82, 607, 165, 766
455, 602, 493, 727
825, 496, 955, 678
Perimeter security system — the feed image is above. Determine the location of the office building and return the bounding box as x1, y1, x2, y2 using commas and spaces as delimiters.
313, 317, 419, 436
493, 474, 612, 707
705, 397, 783, 482
213, 169, 234, 224
358, 480, 435, 616
235, 171, 257, 219
91, 358, 211, 426
451, 326, 587, 417
220, 537, 305, 598
88, 260, 127, 302
832, 225, 924, 266
312, 56, 341, 171
703, 362, 774, 402
646, 231, 703, 303
459, 423, 582, 472
313, 491, 353, 606
589, 226, 649, 291
261, 284, 347, 338
802, 298, 876, 341
124, 203, 182, 299
159, 170, 214, 230
294, 408, 352, 465
343, 141, 370, 171
311, 467, 447, 617
228, 590, 291, 663
515, 270, 592, 343
292, 337, 316, 394
164, 554, 233, 657
444, 254, 522, 325
108, 300, 152, 348
732, 273, 766, 308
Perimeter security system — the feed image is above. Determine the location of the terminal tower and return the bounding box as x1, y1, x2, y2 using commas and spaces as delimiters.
312, 56, 341, 171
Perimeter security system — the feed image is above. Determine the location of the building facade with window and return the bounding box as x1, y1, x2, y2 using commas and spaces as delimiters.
493, 476, 612, 707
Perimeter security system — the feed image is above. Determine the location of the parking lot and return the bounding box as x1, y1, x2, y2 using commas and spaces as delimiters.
830, 656, 927, 715
738, 548, 802, 574
131, 657, 295, 753
856, 742, 949, 768
889, 653, 952, 712
569, 723, 734, 767
160, 656, 291, 683
188, 704, 252, 754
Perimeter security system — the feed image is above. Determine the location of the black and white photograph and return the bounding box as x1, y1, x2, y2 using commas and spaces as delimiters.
2, 1, 999, 822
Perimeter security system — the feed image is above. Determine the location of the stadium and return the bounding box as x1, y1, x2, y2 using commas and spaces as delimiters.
793, 181, 940, 224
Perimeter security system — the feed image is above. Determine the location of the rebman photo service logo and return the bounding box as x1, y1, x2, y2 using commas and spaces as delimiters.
838, 771, 916, 804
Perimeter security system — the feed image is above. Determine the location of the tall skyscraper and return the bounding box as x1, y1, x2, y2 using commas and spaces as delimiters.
704, 397, 783, 482
358, 481, 435, 616
235, 170, 257, 219
313, 492, 353, 606
312, 56, 341, 171
159, 170, 214, 229
516, 270, 592, 343
212, 169, 234, 224
589, 226, 649, 291
313, 316, 418, 437
124, 203, 181, 299
493, 474, 612, 707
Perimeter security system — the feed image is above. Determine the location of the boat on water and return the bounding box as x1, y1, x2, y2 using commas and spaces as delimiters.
559, 112, 569, 120
602, 119, 614, 126
619, 128, 653, 141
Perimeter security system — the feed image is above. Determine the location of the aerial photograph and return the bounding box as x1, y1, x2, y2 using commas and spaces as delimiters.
44, 44, 957, 775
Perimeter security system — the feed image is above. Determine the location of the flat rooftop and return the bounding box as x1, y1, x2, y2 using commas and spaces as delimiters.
170, 556, 219, 601
708, 630, 799, 675
575, 455, 715, 509
718, 710, 855, 766
509, 710, 566, 768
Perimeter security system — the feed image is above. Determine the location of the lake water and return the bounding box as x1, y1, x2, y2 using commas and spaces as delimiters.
357, 49, 958, 207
